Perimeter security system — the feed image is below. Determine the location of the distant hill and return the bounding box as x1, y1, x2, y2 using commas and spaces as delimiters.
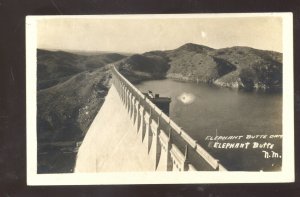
37, 49, 125, 90
210, 47, 282, 90
115, 43, 282, 90
165, 43, 236, 84
63, 50, 133, 57
115, 53, 170, 83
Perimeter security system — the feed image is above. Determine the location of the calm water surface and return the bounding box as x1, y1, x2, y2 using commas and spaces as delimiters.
136, 79, 282, 171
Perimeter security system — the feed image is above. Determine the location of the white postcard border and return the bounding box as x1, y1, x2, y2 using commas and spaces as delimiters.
26, 13, 294, 185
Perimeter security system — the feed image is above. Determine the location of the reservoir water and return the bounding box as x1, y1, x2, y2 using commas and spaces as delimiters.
136, 79, 282, 171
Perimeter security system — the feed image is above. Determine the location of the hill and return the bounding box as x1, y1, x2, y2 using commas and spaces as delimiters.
165, 43, 236, 83
115, 53, 170, 83
115, 43, 282, 91
37, 49, 125, 90
210, 47, 282, 90
37, 67, 111, 142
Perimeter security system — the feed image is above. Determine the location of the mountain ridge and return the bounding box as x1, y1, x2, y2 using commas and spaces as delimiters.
37, 49, 126, 90
115, 43, 282, 90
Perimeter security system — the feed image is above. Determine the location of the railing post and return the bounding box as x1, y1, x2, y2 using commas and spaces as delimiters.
128, 92, 132, 114
166, 129, 173, 171
157, 128, 173, 171
143, 111, 152, 153
125, 88, 129, 110
183, 145, 189, 171
138, 106, 145, 141
149, 117, 161, 170
122, 84, 126, 104
119, 75, 123, 102
130, 96, 134, 121
134, 100, 140, 131
120, 83, 124, 103
123, 86, 126, 107
131, 97, 136, 122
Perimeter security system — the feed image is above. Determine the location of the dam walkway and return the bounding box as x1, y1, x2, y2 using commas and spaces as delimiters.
75, 65, 226, 172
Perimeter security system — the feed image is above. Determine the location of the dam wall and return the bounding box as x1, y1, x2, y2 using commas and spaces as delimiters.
75, 65, 226, 172
75, 84, 154, 172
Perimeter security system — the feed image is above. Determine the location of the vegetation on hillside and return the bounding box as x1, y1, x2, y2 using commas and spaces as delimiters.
37, 49, 125, 90
115, 43, 282, 91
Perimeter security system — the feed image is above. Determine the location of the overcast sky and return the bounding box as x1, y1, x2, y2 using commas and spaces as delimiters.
37, 15, 282, 53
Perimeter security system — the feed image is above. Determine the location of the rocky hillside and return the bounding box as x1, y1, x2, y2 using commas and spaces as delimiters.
210, 47, 282, 90
115, 43, 282, 91
165, 43, 237, 84
37, 67, 111, 143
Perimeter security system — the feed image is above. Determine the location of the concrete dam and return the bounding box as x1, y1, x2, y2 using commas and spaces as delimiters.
75, 66, 227, 172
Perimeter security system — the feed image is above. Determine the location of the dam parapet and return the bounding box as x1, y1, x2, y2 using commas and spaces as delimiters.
110, 65, 227, 171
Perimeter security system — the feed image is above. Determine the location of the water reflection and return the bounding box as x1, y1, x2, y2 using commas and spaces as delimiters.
178, 92, 195, 104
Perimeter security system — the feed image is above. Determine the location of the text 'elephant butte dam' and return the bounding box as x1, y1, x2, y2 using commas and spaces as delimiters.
75, 65, 227, 172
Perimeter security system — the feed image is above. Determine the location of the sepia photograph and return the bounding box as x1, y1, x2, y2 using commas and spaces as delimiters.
26, 13, 294, 184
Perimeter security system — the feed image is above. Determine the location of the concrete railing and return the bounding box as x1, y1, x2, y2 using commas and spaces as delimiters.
110, 65, 227, 171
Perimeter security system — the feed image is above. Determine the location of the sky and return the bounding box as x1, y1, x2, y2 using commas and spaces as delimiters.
37, 15, 282, 53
